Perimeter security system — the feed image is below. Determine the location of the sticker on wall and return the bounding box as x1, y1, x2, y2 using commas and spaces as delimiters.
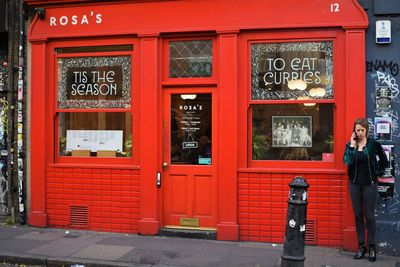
376, 20, 391, 44
377, 145, 394, 199
382, 145, 395, 177
377, 177, 394, 198
376, 84, 392, 111
374, 117, 392, 141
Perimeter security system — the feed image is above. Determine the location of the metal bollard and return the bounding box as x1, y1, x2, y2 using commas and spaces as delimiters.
281, 176, 310, 267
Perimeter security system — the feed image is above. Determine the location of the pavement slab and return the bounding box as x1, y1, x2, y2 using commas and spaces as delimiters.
71, 244, 134, 260
15, 231, 65, 241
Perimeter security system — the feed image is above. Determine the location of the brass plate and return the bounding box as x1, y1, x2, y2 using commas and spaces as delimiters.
180, 217, 200, 227
71, 150, 91, 157
97, 150, 116, 157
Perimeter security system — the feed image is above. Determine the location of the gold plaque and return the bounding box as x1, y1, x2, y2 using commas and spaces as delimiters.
180, 217, 200, 227
97, 150, 116, 157
71, 149, 91, 157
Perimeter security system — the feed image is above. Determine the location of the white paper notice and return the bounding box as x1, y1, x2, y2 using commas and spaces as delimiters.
66, 130, 123, 152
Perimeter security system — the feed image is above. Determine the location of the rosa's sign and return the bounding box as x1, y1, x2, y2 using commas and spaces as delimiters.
49, 11, 103, 27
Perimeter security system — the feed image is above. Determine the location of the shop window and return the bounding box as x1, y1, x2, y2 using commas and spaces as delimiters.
169, 40, 212, 78
250, 41, 335, 162
58, 112, 132, 157
252, 104, 333, 161
56, 52, 132, 158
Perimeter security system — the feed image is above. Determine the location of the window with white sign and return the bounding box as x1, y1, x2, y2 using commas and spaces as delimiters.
56, 45, 133, 158
250, 41, 335, 162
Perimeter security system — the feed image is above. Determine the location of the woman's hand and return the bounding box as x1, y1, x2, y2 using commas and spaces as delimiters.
350, 132, 357, 147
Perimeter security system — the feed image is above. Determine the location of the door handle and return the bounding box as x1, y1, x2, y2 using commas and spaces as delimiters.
162, 162, 168, 170
156, 172, 161, 187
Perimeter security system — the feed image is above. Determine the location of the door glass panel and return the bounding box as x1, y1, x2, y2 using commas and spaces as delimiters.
171, 93, 212, 165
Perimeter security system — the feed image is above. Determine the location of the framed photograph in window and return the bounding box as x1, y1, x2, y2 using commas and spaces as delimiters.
272, 116, 312, 148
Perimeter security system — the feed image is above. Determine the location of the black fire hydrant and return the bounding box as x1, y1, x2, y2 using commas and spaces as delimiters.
281, 176, 310, 267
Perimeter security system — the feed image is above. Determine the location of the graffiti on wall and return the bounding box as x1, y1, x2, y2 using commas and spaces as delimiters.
369, 71, 400, 138
0, 97, 8, 217
366, 60, 399, 77
367, 62, 400, 255
0, 58, 8, 220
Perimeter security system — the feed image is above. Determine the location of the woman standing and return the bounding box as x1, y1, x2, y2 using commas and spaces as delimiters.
343, 118, 388, 262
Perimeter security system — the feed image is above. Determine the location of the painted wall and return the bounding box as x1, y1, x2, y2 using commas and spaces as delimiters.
360, 0, 400, 257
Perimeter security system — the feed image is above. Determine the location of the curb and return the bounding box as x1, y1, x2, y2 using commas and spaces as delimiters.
0, 251, 146, 267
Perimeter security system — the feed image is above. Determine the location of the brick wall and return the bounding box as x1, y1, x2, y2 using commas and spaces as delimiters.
45, 166, 140, 233
238, 172, 347, 247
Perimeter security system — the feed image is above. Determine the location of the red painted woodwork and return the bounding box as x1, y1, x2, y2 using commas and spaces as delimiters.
27, 0, 367, 40
27, 0, 368, 251
29, 40, 48, 226
342, 30, 367, 251
217, 32, 239, 240
162, 88, 218, 228
138, 36, 161, 234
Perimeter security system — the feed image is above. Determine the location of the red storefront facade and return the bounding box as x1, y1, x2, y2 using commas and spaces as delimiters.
27, 0, 368, 250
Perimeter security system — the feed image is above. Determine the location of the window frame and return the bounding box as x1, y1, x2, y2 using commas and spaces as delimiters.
162, 36, 218, 86
244, 33, 342, 169
52, 40, 138, 165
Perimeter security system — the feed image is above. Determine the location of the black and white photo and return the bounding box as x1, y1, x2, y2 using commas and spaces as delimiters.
272, 116, 312, 147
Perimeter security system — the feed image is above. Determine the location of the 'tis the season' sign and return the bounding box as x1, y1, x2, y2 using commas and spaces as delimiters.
66, 66, 123, 100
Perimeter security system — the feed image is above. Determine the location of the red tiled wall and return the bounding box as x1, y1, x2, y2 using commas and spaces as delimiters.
45, 166, 140, 233
238, 172, 347, 247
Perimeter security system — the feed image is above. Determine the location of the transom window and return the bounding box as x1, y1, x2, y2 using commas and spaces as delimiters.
169, 40, 213, 78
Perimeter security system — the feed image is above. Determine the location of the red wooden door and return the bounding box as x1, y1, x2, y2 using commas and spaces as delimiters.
162, 89, 217, 228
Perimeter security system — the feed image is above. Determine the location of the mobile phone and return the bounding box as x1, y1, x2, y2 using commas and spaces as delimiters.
353, 129, 358, 141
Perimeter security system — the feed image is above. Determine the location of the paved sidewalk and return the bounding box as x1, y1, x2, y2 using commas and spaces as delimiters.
0, 225, 399, 267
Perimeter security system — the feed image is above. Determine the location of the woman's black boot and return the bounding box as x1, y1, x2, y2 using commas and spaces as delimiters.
369, 244, 376, 262
353, 243, 366, 259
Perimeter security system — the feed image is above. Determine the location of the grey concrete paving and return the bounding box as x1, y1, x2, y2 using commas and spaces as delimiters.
0, 224, 399, 267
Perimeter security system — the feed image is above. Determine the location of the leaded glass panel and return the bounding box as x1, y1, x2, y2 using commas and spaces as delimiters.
58, 56, 131, 109
169, 40, 212, 78
251, 41, 333, 100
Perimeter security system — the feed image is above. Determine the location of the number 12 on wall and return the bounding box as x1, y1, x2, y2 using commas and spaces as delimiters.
330, 3, 339, 12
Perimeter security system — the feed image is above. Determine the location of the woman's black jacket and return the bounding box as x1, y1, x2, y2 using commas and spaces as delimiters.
343, 137, 389, 184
